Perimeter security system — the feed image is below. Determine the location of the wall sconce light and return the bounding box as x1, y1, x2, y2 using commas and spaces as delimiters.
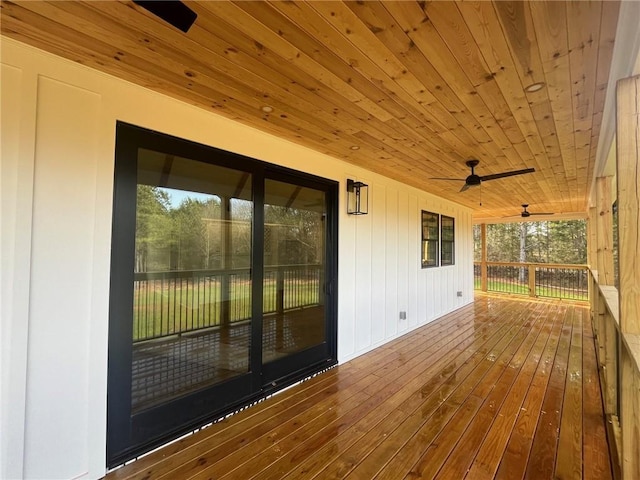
347, 179, 368, 215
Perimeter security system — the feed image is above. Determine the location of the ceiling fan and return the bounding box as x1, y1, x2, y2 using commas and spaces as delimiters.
508, 204, 554, 218
431, 159, 535, 192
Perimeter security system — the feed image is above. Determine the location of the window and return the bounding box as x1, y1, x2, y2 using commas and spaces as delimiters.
421, 211, 455, 268
421, 211, 439, 268
441, 215, 455, 266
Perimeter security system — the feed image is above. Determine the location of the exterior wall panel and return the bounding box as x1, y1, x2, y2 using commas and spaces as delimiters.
1, 38, 474, 479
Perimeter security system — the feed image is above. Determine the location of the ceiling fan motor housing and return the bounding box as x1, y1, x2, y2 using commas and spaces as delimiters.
466, 174, 482, 186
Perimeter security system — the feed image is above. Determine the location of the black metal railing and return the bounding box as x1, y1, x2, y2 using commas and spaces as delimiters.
133, 264, 322, 342
473, 262, 588, 300
535, 266, 588, 300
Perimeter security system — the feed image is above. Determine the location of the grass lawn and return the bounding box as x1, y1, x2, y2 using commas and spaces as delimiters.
474, 278, 587, 301
133, 278, 320, 341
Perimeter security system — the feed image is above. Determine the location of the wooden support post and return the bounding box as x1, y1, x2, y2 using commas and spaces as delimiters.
603, 310, 618, 415
616, 75, 640, 334
220, 196, 232, 343
528, 264, 536, 297
598, 297, 607, 369
596, 176, 615, 287
616, 74, 640, 480
480, 223, 487, 292
587, 207, 598, 269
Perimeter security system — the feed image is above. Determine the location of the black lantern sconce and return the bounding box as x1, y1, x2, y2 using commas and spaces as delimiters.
347, 179, 369, 215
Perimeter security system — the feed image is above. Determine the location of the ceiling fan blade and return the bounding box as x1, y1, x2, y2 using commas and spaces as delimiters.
530, 212, 554, 216
430, 177, 465, 181
480, 168, 535, 182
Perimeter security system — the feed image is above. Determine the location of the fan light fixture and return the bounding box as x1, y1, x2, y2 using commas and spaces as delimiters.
347, 179, 368, 215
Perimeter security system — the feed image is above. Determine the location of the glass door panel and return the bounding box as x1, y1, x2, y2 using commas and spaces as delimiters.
263, 179, 326, 364
133, 149, 252, 412
108, 122, 337, 466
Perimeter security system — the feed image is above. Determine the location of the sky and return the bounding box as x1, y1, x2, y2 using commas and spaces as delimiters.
158, 187, 217, 209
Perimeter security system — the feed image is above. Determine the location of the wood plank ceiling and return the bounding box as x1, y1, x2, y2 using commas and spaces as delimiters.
0, 1, 620, 220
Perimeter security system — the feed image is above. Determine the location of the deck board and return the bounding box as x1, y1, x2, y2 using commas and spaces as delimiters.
104, 295, 612, 480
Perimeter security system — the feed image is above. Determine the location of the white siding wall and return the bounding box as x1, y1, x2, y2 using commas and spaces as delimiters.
0, 38, 474, 480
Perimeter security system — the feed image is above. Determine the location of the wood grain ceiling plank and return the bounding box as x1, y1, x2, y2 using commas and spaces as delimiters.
193, 0, 466, 180
185, 2, 462, 172
528, 1, 579, 212
343, 1, 468, 130
270, 0, 501, 173
17, 0, 368, 154
382, 2, 532, 173
198, 2, 394, 125
3, 5, 401, 177
421, 1, 491, 89
491, 1, 570, 211
586, 0, 620, 202
567, 1, 602, 211
382, 1, 511, 150
291, 1, 438, 107
228, 0, 410, 124
1, 0, 619, 220
294, 0, 493, 176
341, 0, 515, 177
82, 1, 359, 136
492, 1, 545, 87
456, 1, 558, 205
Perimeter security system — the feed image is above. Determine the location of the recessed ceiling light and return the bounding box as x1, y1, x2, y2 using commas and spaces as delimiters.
261, 105, 273, 113
350, 145, 360, 150
524, 82, 545, 93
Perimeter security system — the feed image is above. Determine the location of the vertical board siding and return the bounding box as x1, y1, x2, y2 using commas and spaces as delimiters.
1, 39, 474, 478
408, 195, 419, 328
397, 191, 410, 332
371, 184, 387, 345
384, 188, 399, 340
0, 63, 30, 480
339, 176, 358, 360
355, 177, 373, 352
24, 76, 101, 478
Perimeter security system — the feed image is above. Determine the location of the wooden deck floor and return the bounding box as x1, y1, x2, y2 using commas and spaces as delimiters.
105, 294, 612, 480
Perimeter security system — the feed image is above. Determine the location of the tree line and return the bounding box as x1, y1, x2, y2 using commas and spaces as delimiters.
473, 220, 587, 264
135, 185, 323, 273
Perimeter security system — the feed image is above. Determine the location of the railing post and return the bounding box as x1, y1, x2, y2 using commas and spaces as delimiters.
276, 267, 285, 350
603, 309, 618, 415
528, 264, 536, 297
220, 273, 230, 343
481, 223, 488, 292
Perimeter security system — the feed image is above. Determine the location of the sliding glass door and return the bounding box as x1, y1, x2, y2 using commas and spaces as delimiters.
107, 123, 337, 467
262, 176, 335, 384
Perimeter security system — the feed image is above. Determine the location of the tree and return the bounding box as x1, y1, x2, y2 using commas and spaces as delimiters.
135, 185, 172, 272
476, 220, 587, 265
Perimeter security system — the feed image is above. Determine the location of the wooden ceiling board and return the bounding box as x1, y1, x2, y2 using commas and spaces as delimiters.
0, 0, 621, 220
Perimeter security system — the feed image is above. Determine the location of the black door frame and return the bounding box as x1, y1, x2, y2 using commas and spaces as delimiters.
106, 122, 338, 467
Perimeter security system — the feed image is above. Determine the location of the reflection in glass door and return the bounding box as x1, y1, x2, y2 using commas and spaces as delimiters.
132, 150, 253, 412
263, 180, 326, 362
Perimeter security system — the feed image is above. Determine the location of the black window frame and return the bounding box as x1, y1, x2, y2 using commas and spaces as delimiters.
421, 210, 439, 268
441, 215, 455, 266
